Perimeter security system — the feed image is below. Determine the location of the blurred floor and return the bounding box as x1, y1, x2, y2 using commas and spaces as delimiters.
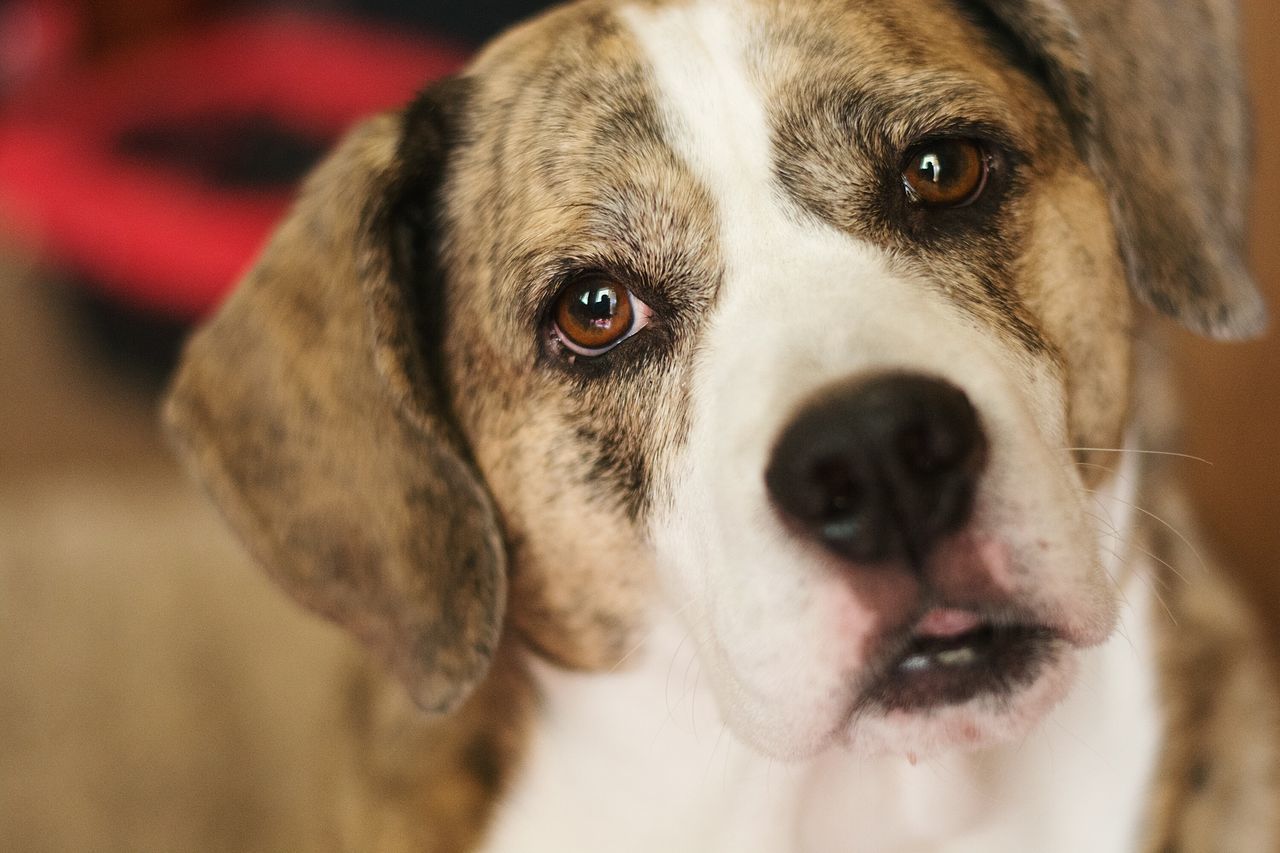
0, 245, 359, 851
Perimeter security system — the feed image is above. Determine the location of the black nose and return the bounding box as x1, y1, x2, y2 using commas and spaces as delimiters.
764, 374, 987, 566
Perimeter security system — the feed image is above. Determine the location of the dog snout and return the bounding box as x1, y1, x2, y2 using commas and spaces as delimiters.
764, 373, 988, 567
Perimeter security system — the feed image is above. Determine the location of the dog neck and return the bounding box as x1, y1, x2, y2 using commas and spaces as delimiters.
476, 461, 1164, 853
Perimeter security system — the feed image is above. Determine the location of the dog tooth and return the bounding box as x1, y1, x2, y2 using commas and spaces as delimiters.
899, 654, 932, 672
936, 647, 978, 666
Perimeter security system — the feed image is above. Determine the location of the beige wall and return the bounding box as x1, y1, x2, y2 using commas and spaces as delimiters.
1176, 0, 1280, 654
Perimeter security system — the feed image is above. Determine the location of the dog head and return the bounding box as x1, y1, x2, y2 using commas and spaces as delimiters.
165, 0, 1262, 759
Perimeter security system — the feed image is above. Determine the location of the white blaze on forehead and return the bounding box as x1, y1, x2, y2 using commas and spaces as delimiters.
618, 2, 778, 250
617, 1, 899, 290
620, 0, 877, 753
620, 0, 1116, 759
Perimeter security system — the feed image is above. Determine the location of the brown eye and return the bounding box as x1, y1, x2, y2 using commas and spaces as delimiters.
552, 276, 652, 357
902, 139, 989, 208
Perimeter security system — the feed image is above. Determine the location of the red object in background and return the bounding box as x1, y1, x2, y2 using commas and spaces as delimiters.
0, 0, 82, 91
0, 12, 467, 319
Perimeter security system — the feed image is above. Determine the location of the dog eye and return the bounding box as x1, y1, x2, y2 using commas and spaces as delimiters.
551, 275, 652, 357
901, 139, 990, 208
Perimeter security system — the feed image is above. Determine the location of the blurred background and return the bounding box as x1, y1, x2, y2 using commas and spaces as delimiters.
1177, 0, 1280, 654
0, 0, 1276, 848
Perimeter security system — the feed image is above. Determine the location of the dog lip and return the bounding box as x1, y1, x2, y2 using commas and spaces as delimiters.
858, 615, 1061, 713
914, 607, 984, 638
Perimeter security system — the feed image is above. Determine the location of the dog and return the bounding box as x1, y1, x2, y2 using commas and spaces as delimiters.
164, 0, 1280, 849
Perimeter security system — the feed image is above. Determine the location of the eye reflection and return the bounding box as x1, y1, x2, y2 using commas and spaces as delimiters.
576, 286, 620, 329
918, 152, 943, 184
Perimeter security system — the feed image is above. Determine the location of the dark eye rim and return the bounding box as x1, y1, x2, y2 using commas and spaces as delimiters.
899, 137, 995, 209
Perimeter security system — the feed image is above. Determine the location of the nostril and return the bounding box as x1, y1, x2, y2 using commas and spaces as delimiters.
896, 422, 949, 475
895, 415, 972, 477
811, 457, 864, 519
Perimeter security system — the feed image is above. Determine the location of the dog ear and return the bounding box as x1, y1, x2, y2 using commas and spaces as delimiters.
164, 79, 507, 715
971, 0, 1266, 339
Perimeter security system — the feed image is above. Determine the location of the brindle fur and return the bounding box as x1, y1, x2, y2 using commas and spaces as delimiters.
437, 4, 721, 670
1138, 481, 1280, 853
336, 646, 533, 853
163, 0, 1278, 848
1127, 337, 1280, 852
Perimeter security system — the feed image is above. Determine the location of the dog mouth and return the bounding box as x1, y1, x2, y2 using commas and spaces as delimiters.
862, 608, 1060, 712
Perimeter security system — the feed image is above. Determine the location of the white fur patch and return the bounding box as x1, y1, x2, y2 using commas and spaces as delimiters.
618, 0, 1116, 760
478, 558, 1160, 852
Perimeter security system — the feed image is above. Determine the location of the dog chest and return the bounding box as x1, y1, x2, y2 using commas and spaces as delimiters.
476, 573, 1161, 853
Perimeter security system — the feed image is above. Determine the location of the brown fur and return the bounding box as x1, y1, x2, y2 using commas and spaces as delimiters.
1022, 173, 1132, 474
437, 5, 723, 669
1139, 484, 1280, 852
336, 647, 533, 852
165, 110, 509, 717
976, 0, 1265, 339
154, 0, 1277, 849
765, 0, 1064, 359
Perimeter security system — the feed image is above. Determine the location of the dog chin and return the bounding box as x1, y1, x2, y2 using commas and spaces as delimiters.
723, 647, 1081, 763
842, 650, 1081, 759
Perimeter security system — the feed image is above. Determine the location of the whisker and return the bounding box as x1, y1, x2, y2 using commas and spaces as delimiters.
647, 629, 694, 749
1050, 717, 1114, 770
1084, 492, 1134, 584
1085, 492, 1181, 628
1121, 538, 1190, 585
1081, 488, 1207, 577
1094, 541, 1138, 617
1095, 527, 1178, 588
690, 665, 702, 739
608, 639, 649, 673
664, 632, 689, 716
683, 639, 700, 693
1090, 502, 1187, 581
1072, 460, 1139, 495
1112, 618, 1138, 656
1061, 446, 1213, 466
1127, 563, 1179, 626
677, 644, 701, 735
1092, 516, 1176, 626
722, 727, 735, 795
1084, 509, 1121, 538
703, 724, 728, 784
609, 598, 695, 672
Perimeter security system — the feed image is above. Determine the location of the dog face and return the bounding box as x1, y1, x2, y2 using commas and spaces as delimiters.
166, 0, 1262, 760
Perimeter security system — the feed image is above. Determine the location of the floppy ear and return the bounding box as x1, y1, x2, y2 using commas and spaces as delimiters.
164, 80, 507, 715
972, 0, 1266, 339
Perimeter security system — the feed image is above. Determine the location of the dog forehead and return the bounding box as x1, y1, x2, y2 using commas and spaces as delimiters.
450, 0, 1047, 281
462, 0, 1041, 159
441, 2, 720, 325
606, 0, 980, 294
